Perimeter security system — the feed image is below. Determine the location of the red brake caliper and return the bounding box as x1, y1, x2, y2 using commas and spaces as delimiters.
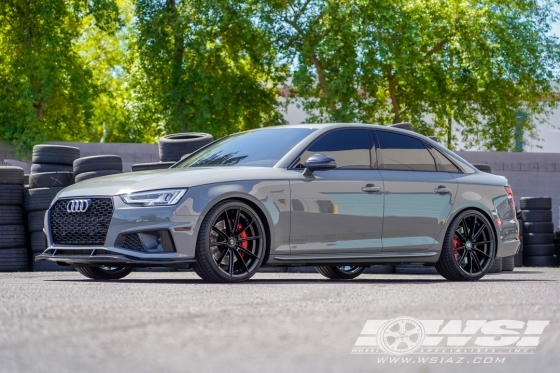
237, 223, 248, 258
453, 235, 461, 262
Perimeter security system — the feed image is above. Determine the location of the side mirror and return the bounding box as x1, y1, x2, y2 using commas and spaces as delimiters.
303, 154, 336, 176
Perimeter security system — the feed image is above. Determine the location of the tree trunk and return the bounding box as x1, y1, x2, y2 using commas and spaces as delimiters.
309, 51, 337, 118
388, 74, 401, 124
166, 0, 186, 131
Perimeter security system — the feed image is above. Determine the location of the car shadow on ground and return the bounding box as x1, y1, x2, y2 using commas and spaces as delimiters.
43, 276, 556, 285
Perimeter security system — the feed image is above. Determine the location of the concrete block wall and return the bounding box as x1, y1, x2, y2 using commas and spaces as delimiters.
457, 151, 560, 229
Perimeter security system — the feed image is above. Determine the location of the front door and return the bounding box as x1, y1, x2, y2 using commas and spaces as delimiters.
289, 129, 384, 254
373, 130, 458, 251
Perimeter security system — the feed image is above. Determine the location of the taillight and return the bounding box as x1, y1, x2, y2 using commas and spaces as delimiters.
505, 185, 515, 211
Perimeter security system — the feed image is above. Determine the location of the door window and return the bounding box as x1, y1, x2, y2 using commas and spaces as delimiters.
428, 147, 461, 172
296, 129, 371, 169
375, 131, 436, 171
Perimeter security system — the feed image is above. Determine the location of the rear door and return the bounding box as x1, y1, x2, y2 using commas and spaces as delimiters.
289, 129, 384, 254
373, 130, 459, 251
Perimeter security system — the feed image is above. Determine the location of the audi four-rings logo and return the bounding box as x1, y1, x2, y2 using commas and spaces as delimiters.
66, 199, 91, 213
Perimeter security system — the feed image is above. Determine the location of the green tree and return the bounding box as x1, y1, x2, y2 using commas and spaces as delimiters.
258, 0, 560, 151
131, 0, 288, 139
0, 0, 121, 155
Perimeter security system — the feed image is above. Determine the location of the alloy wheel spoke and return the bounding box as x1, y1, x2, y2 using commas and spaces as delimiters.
470, 216, 477, 239
456, 221, 467, 241
224, 210, 234, 235
237, 218, 255, 236
210, 241, 227, 247
236, 244, 260, 260
232, 248, 250, 273
472, 224, 486, 241
473, 241, 491, 246
469, 253, 473, 274
212, 226, 228, 240
215, 247, 230, 266
472, 247, 491, 258
458, 249, 468, 265
237, 235, 262, 243
472, 252, 483, 272
232, 208, 240, 235
228, 248, 234, 276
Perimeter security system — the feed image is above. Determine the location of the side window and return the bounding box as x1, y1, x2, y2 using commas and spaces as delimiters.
298, 129, 371, 169
428, 147, 461, 172
375, 131, 436, 171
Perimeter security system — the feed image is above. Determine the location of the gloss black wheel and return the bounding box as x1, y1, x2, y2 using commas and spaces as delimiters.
193, 200, 266, 283
75, 266, 133, 280
436, 210, 495, 281
316, 265, 366, 279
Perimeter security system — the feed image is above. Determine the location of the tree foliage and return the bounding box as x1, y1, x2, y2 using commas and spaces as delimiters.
0, 0, 559, 153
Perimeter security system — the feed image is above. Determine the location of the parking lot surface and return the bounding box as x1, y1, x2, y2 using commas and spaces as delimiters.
0, 269, 558, 373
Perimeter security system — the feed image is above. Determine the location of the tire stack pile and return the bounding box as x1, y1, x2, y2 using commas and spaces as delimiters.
27, 145, 80, 271
0, 166, 28, 272
515, 210, 523, 267
74, 155, 123, 182
132, 133, 213, 172
471, 163, 505, 273
555, 222, 560, 266
520, 197, 556, 267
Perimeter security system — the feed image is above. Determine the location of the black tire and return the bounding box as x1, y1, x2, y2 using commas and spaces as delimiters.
131, 162, 175, 172
514, 252, 523, 267
390, 122, 414, 131
32, 145, 80, 165
30, 163, 73, 174
522, 222, 554, 234
520, 210, 552, 223
29, 172, 73, 189
394, 264, 439, 274
24, 174, 29, 185
472, 163, 492, 173
158, 133, 213, 162
32, 254, 75, 272
0, 248, 28, 272
75, 266, 133, 280
27, 210, 46, 232
25, 187, 63, 212
0, 166, 24, 185
523, 233, 553, 245
0, 184, 24, 205
502, 256, 515, 271
31, 231, 47, 253
192, 200, 266, 283
316, 266, 367, 279
73, 155, 123, 175
523, 255, 556, 267
519, 197, 552, 210
523, 244, 555, 256
74, 170, 121, 183
0, 225, 25, 248
0, 206, 23, 225
435, 210, 496, 281
488, 257, 502, 273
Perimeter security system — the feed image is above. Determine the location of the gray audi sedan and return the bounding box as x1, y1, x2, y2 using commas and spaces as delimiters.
36, 124, 520, 282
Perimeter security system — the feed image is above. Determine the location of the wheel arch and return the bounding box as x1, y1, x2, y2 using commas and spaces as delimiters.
446, 206, 499, 258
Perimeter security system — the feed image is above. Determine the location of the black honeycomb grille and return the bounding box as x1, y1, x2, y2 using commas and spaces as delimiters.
50, 198, 114, 245
121, 234, 144, 251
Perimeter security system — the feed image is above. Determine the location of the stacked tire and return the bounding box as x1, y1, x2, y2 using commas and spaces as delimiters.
520, 197, 556, 267
74, 155, 122, 182
515, 210, 523, 267
28, 145, 80, 271
554, 227, 560, 266
0, 166, 28, 272
472, 163, 503, 273
132, 132, 213, 171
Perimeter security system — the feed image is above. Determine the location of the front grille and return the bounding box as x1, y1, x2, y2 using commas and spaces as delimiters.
50, 198, 114, 245
44, 249, 114, 256
120, 234, 144, 252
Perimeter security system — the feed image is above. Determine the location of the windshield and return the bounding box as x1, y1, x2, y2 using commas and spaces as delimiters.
175, 127, 316, 168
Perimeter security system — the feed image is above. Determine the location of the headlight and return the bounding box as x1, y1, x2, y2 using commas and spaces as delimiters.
120, 189, 186, 206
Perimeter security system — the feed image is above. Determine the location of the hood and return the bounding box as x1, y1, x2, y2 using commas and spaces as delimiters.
59, 167, 290, 198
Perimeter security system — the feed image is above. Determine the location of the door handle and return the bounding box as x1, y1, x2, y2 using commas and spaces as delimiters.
361, 185, 381, 193
434, 185, 451, 194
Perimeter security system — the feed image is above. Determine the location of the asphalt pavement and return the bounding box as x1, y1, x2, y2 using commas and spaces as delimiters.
0, 268, 558, 373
